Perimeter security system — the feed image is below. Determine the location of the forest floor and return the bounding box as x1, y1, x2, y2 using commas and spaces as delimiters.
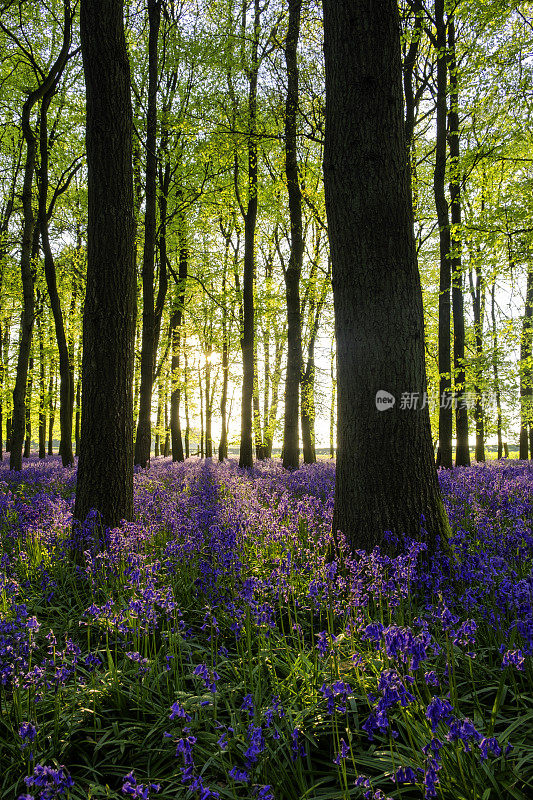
0, 456, 532, 800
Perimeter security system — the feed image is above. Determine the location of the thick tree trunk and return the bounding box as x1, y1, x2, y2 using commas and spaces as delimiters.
134, 0, 161, 468
75, 0, 136, 528
323, 0, 449, 553
448, 18, 470, 467
433, 0, 453, 469
282, 0, 303, 471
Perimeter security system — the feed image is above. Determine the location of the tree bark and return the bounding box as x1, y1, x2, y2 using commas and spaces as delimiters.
433, 0, 453, 469
75, 0, 136, 528
134, 0, 161, 468
322, 0, 449, 553
448, 17, 470, 467
239, 0, 260, 469
282, 0, 303, 470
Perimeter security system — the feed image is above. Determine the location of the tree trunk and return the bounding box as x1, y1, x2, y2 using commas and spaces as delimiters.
491, 282, 503, 459
433, 0, 453, 469
239, 0, 260, 469
469, 262, 486, 462
282, 0, 304, 471
322, 0, 450, 553
184, 339, 190, 459
48, 347, 56, 456
10, 0, 73, 471
519, 262, 533, 459
264, 325, 285, 458
134, 0, 161, 468
37, 311, 46, 458
205, 353, 213, 458
38, 89, 74, 467
448, 17, 470, 467
24, 354, 33, 458
75, 0, 136, 528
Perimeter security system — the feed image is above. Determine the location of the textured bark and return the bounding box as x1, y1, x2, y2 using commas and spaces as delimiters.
282, 0, 303, 470
433, 0, 453, 469
448, 17, 470, 467
75, 0, 136, 528
135, 0, 161, 468
323, 0, 449, 553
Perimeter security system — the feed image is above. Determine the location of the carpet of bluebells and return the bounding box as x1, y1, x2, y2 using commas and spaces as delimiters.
0, 456, 532, 800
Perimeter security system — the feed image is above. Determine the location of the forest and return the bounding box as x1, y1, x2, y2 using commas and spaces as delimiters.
0, 0, 532, 799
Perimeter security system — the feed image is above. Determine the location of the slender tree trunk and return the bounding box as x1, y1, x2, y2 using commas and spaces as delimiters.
282, 0, 304, 470
75, 0, 137, 528
469, 262, 486, 461
134, 0, 161, 468
155, 380, 162, 457
169, 196, 188, 462
38, 90, 74, 466
219, 292, 229, 462
205, 353, 213, 457
448, 17, 469, 467
519, 262, 533, 459
37, 312, 46, 458
433, 0, 453, 469
184, 339, 190, 459
10, 1, 73, 471
199, 365, 204, 458
323, 0, 449, 552
239, 0, 260, 469
491, 282, 503, 459
24, 354, 33, 458
48, 344, 56, 456
264, 326, 286, 458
